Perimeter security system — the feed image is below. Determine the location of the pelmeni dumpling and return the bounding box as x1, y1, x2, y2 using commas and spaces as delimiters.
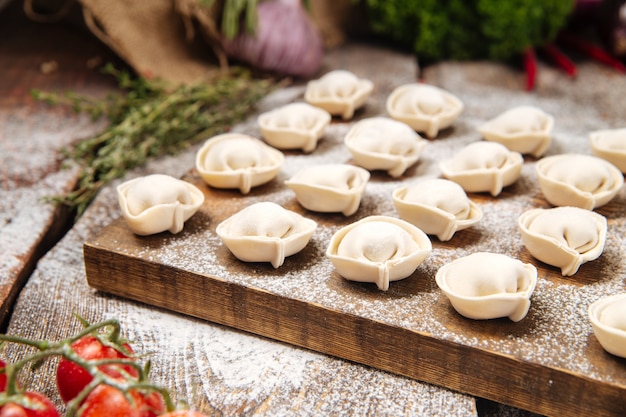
518, 207, 607, 276
435, 252, 537, 322
304, 70, 374, 120
439, 141, 523, 196
386, 83, 464, 138
257, 102, 331, 153
216, 202, 317, 268
326, 215, 432, 291
478, 105, 554, 157
195, 133, 284, 194
344, 117, 428, 177
589, 293, 626, 358
285, 164, 370, 216
536, 153, 623, 210
117, 174, 204, 236
392, 178, 483, 241
589, 128, 626, 173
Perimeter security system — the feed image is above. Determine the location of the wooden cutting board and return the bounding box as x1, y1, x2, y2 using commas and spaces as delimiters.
84, 112, 626, 417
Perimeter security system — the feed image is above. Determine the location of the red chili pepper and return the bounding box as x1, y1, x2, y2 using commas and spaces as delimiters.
540, 43, 578, 77
557, 31, 626, 73
523, 47, 537, 91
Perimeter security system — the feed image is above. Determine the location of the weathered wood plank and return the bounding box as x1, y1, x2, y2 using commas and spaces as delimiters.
0, 0, 119, 326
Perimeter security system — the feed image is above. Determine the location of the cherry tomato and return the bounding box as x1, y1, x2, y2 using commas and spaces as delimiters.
0, 360, 7, 392
56, 336, 139, 403
0, 360, 22, 394
77, 385, 164, 417
0, 391, 60, 417
157, 411, 208, 417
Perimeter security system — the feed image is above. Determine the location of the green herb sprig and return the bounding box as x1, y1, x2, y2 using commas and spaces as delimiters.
199, 0, 311, 39
32, 64, 277, 217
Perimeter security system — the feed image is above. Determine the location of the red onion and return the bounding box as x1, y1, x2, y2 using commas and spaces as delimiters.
221, 0, 324, 78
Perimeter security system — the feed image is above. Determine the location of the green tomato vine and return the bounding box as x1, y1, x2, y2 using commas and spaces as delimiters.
0, 316, 191, 416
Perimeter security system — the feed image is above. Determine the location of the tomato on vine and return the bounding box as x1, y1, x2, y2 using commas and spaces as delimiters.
56, 335, 139, 403
0, 391, 59, 417
0, 317, 179, 417
0, 360, 7, 392
76, 384, 164, 417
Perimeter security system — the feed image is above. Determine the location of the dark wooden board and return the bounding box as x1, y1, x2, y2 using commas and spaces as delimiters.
84, 117, 626, 417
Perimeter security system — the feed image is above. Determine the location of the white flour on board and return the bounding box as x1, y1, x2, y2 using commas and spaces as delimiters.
113, 70, 626, 390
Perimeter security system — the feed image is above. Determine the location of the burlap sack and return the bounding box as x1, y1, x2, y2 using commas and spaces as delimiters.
76, 0, 222, 84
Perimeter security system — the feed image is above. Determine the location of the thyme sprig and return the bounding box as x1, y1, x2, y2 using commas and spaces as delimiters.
32, 64, 277, 217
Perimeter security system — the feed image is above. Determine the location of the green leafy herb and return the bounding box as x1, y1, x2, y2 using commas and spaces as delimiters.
32, 64, 276, 217
360, 0, 575, 62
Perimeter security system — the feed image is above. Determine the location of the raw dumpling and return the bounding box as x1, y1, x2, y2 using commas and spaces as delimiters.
435, 252, 537, 322
589, 293, 626, 358
536, 153, 623, 209
518, 206, 607, 276
216, 202, 317, 268
285, 164, 370, 216
304, 70, 374, 120
393, 178, 483, 241
117, 174, 205, 236
589, 128, 626, 173
258, 102, 331, 153
326, 215, 432, 291
195, 133, 284, 194
479, 105, 554, 157
386, 83, 463, 138
439, 141, 523, 196
344, 117, 428, 177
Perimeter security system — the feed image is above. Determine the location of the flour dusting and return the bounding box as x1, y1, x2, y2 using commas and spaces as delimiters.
102, 68, 626, 394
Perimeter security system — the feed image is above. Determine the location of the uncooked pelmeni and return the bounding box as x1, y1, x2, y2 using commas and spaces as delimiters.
393, 178, 483, 241
478, 105, 554, 157
589, 293, 626, 358
117, 174, 204, 236
285, 164, 370, 216
304, 70, 374, 120
386, 83, 464, 138
518, 206, 607, 276
435, 252, 537, 322
216, 202, 317, 268
589, 128, 626, 173
536, 153, 623, 209
344, 117, 428, 177
326, 215, 432, 291
257, 102, 331, 153
439, 141, 523, 196
195, 133, 284, 194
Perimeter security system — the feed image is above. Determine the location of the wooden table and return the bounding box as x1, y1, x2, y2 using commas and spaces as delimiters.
1, 1, 624, 416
